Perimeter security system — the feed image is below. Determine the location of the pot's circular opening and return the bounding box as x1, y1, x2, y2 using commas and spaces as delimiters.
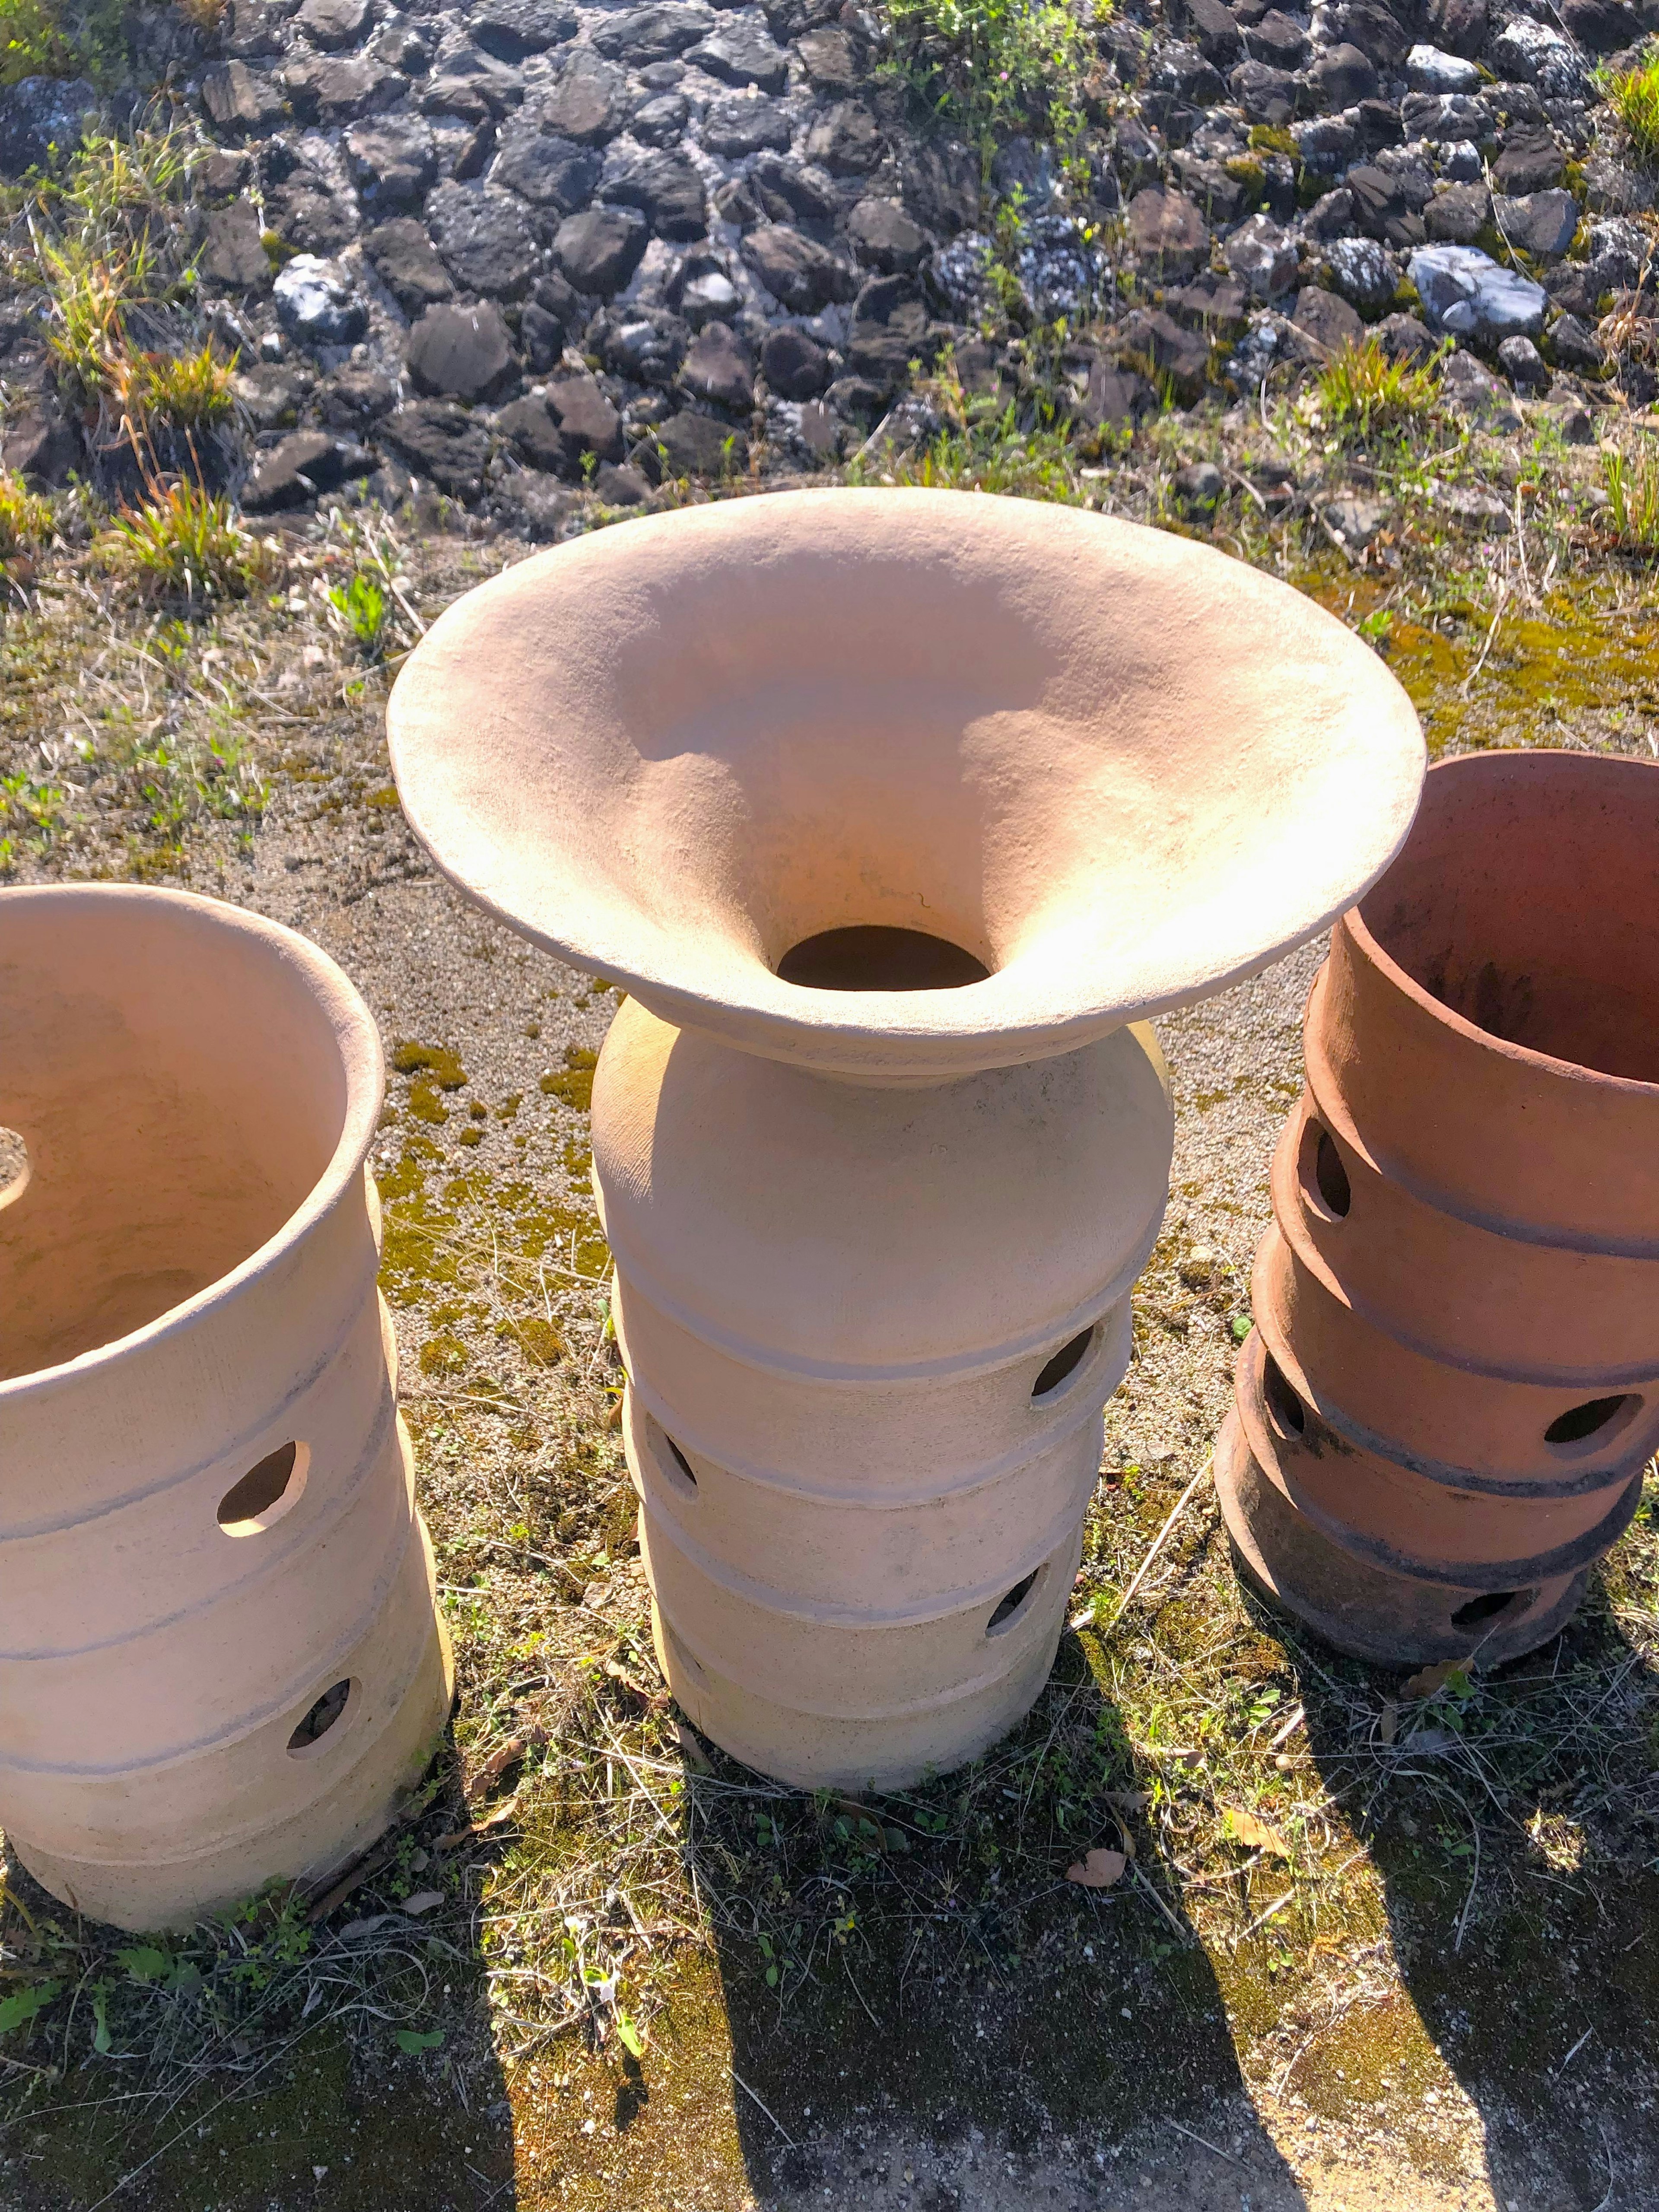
0, 1126, 29, 1213
1031, 1326, 1096, 1401
1449, 1587, 1536, 1632
986, 1567, 1042, 1637
775, 926, 991, 993
1357, 753, 1659, 1084
286, 1677, 359, 1759
218, 1440, 310, 1536
1543, 1392, 1640, 1455
1262, 1352, 1308, 1441
1297, 1118, 1352, 1221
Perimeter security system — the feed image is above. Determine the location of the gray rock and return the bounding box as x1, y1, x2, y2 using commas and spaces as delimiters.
700, 96, 792, 156
493, 127, 601, 212
199, 62, 285, 140
751, 153, 839, 224
676, 261, 741, 327
1490, 19, 1588, 99
1399, 92, 1491, 144
428, 183, 541, 297
1421, 0, 1486, 57
687, 22, 790, 92
1309, 44, 1378, 108
1330, 0, 1413, 67
296, 0, 370, 51
268, 178, 360, 254
423, 49, 523, 124
1291, 284, 1366, 357
273, 254, 367, 345
499, 470, 578, 540
1348, 162, 1430, 249
1173, 460, 1224, 511
345, 115, 438, 212
1305, 187, 1356, 241
243, 428, 370, 509
200, 199, 271, 290
632, 93, 690, 146
1548, 311, 1604, 370
592, 4, 715, 64
1438, 349, 1523, 429
1410, 244, 1548, 340
1, 76, 99, 177
1245, 10, 1308, 69
1374, 312, 1437, 364
1560, 0, 1640, 48
1424, 181, 1491, 244
222, 0, 286, 60
1324, 495, 1388, 547
1440, 140, 1483, 183
364, 217, 455, 309
381, 400, 493, 496
1443, 484, 1513, 531
848, 271, 937, 385
1184, 0, 1243, 69
741, 222, 858, 310
1325, 235, 1399, 311
1224, 213, 1297, 300
804, 101, 884, 175
1406, 43, 1480, 94
372, 22, 431, 74
762, 324, 831, 398
597, 308, 689, 385
1497, 334, 1550, 391
1494, 127, 1565, 195
796, 24, 867, 94
472, 0, 579, 60
540, 50, 629, 144
497, 374, 623, 470
407, 301, 517, 400
1492, 188, 1579, 261
1230, 60, 1297, 127
1, 396, 80, 485
847, 197, 931, 274
655, 407, 748, 476
599, 148, 707, 240
553, 205, 648, 292
232, 362, 304, 430
678, 321, 755, 410
1125, 186, 1209, 280
283, 54, 400, 125
319, 362, 396, 425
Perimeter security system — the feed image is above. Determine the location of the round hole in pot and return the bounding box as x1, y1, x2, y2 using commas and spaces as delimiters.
286, 1677, 357, 1758
0, 1127, 29, 1212
218, 1440, 310, 1536
1032, 1326, 1096, 1401
1262, 1352, 1307, 1440
1297, 1118, 1351, 1220
775, 926, 991, 993
1449, 1588, 1534, 1631
663, 1435, 699, 1495
1544, 1394, 1640, 1451
987, 1568, 1040, 1636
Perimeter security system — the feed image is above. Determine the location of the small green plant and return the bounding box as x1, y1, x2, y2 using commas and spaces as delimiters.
884, 0, 1092, 146
328, 569, 391, 658
0, 470, 53, 564
96, 478, 264, 604
127, 341, 237, 429
1602, 49, 1659, 169
1316, 337, 1440, 438
1602, 445, 1659, 549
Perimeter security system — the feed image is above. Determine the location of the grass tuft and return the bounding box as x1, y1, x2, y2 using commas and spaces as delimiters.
1602, 49, 1659, 169
95, 479, 265, 605
0, 471, 54, 565
1316, 337, 1440, 439
1602, 445, 1659, 549
124, 342, 238, 431
883, 0, 1092, 146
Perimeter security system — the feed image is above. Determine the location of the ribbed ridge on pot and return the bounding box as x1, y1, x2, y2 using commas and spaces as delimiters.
0, 887, 454, 1930
1223, 751, 1659, 1667
599, 998, 1173, 1790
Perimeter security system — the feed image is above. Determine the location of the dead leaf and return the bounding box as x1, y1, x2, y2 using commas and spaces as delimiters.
1066, 1848, 1128, 1889
670, 1722, 713, 1774
1402, 1660, 1462, 1702
1106, 1789, 1150, 1815
1227, 1808, 1294, 1858
401, 1890, 444, 1917
466, 1728, 547, 1804
1379, 1700, 1399, 1746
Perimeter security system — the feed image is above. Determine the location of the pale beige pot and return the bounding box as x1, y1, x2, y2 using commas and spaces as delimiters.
387, 488, 1426, 1791
0, 886, 453, 1930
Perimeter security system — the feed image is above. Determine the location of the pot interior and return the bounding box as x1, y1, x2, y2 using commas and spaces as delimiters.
1358, 752, 1659, 1085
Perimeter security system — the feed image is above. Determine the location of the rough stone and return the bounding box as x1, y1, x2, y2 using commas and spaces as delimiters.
472, 0, 579, 61
1245, 10, 1308, 69
1406, 43, 1481, 94
1324, 496, 1389, 548
804, 102, 884, 175
0, 397, 80, 486
268, 180, 359, 255
1183, 0, 1243, 69
1424, 181, 1491, 245
496, 470, 578, 539
655, 407, 748, 476
423, 46, 524, 123
678, 321, 754, 410
1410, 244, 1548, 340
847, 271, 936, 385
751, 154, 839, 224
741, 223, 858, 310
364, 217, 455, 310
1399, 92, 1491, 144
1125, 186, 1209, 280
1490, 19, 1588, 99
200, 198, 271, 290
1325, 234, 1399, 311
1348, 162, 1430, 249
381, 400, 493, 496
232, 362, 304, 431
492, 126, 601, 211
847, 197, 931, 274
1560, 0, 1640, 49
1421, 0, 1487, 58
1439, 346, 1524, 428
1494, 126, 1566, 196
1492, 188, 1579, 261
553, 205, 648, 293
599, 148, 707, 239
687, 22, 790, 92
700, 96, 793, 156
273, 254, 367, 345
675, 260, 741, 327
796, 25, 867, 95
199, 62, 285, 140
1114, 308, 1211, 401
540, 51, 628, 144
1231, 60, 1297, 126
407, 301, 517, 400
1548, 311, 1604, 370
632, 93, 690, 147
318, 362, 396, 426
1497, 334, 1551, 391
1291, 284, 1365, 356
899, 140, 979, 236
428, 183, 541, 297
593, 4, 715, 64
597, 308, 689, 385
282, 54, 399, 126
1309, 44, 1378, 109
1329, 0, 1412, 67
345, 115, 438, 212
1224, 213, 1297, 300
243, 428, 370, 509
1374, 312, 1438, 365
1, 76, 100, 176
296, 0, 370, 51
761, 324, 831, 398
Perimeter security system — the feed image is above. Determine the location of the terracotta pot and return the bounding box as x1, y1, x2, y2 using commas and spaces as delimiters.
0, 887, 453, 1929
388, 488, 1424, 1789
1220, 750, 1659, 1665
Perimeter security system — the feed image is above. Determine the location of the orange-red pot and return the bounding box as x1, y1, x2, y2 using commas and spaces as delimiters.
1218, 750, 1659, 1665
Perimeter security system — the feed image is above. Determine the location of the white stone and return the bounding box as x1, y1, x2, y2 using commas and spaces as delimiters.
1407, 43, 1481, 94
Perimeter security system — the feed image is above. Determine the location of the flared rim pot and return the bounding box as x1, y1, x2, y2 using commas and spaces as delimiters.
0, 884, 384, 1409
386, 489, 1426, 1082
1312, 750, 1659, 1249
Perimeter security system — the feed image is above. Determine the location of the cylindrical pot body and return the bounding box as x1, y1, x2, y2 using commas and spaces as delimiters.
1221, 751, 1659, 1665
594, 998, 1174, 1790
0, 887, 454, 1929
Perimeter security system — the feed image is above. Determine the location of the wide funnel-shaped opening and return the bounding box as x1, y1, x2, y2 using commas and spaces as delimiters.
388, 490, 1425, 1080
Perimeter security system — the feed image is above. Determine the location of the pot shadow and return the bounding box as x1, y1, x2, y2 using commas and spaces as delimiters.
689, 1629, 1311, 2208
0, 1728, 520, 2212
1271, 1567, 1659, 2212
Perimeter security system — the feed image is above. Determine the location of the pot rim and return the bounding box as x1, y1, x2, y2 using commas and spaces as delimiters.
0, 884, 384, 1401
1343, 747, 1659, 1100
